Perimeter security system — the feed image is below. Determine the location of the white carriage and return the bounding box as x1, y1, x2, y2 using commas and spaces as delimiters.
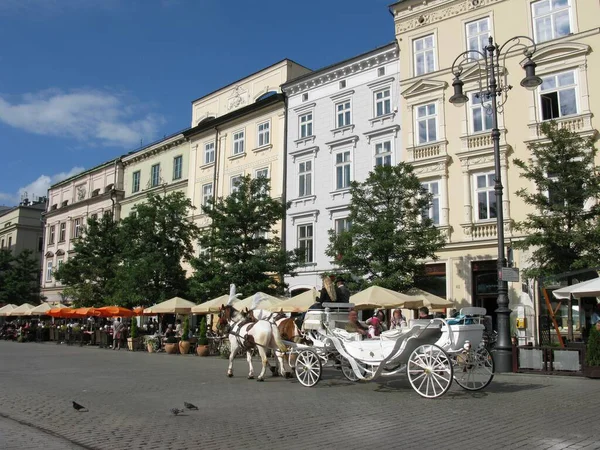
290, 303, 495, 398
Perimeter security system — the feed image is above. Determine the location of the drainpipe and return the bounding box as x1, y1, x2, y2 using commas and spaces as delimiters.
281, 94, 289, 290
212, 126, 220, 201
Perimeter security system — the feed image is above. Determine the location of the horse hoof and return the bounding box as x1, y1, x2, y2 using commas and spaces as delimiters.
248, 376, 254, 379
227, 373, 233, 378
257, 378, 264, 382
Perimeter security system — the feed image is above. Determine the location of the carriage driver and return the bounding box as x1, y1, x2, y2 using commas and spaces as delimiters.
345, 310, 368, 338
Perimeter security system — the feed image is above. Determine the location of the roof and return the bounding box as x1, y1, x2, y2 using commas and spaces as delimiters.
49, 158, 120, 190
121, 127, 190, 161
190, 58, 310, 104
183, 93, 285, 139
281, 41, 397, 90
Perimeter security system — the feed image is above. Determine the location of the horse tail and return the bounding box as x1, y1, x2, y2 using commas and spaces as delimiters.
271, 323, 287, 353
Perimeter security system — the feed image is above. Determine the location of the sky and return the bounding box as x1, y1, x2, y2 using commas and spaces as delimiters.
0, 0, 395, 206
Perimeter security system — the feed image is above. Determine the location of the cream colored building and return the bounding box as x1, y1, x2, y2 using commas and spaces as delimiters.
184, 59, 311, 252
0, 198, 46, 260
120, 132, 189, 218
41, 160, 124, 303
390, 0, 599, 341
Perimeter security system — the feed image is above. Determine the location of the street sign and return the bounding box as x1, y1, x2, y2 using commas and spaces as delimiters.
501, 267, 520, 282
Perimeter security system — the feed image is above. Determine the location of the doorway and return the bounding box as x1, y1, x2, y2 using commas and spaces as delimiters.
472, 261, 498, 330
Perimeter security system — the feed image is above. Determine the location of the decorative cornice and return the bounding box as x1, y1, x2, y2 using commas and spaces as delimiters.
45, 190, 124, 219
122, 135, 186, 166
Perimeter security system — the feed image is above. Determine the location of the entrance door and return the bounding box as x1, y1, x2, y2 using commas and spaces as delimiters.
473, 269, 498, 330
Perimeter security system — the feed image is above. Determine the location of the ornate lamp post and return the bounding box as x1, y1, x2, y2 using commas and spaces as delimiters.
449, 36, 542, 373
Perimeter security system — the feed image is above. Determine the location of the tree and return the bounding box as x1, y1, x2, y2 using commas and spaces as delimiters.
5, 250, 43, 305
326, 164, 445, 292
114, 191, 199, 307
513, 121, 600, 278
0, 249, 13, 305
188, 176, 297, 301
54, 214, 121, 307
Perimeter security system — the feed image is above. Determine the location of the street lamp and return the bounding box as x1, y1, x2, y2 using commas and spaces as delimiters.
449, 36, 542, 373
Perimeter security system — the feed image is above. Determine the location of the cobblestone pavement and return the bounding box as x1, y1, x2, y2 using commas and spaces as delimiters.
0, 341, 599, 450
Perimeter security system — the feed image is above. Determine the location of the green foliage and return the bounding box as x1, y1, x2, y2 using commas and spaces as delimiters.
513, 121, 600, 279
326, 164, 445, 292
198, 317, 208, 346
130, 318, 137, 339
189, 176, 297, 301
586, 326, 600, 367
181, 315, 189, 341
0, 249, 43, 305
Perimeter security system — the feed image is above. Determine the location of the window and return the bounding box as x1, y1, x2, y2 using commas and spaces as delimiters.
299, 113, 313, 138
59, 223, 66, 242
375, 89, 392, 117
73, 218, 82, 238
255, 167, 269, 179
336, 101, 351, 128
334, 218, 351, 234
297, 224, 314, 264
91, 213, 98, 221
421, 181, 441, 225
173, 155, 183, 180
302, 93, 308, 102
475, 173, 497, 221
57, 258, 64, 272
335, 150, 351, 190
231, 175, 242, 194
378, 67, 385, 77
49, 226, 55, 245
540, 71, 577, 120
414, 34, 436, 76
204, 142, 215, 164
298, 160, 312, 197
465, 18, 490, 58
532, 0, 572, 43
257, 122, 270, 147
202, 183, 213, 207
46, 261, 53, 281
232, 130, 245, 155
8, 236, 12, 248
339, 80, 347, 89
416, 103, 437, 144
151, 164, 160, 187
470, 93, 493, 133
132, 171, 140, 193
375, 141, 392, 167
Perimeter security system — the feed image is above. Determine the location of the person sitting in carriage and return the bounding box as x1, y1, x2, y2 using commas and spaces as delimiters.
345, 310, 368, 338
366, 316, 382, 338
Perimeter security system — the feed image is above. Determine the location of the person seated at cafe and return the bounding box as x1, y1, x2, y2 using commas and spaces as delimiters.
418, 307, 434, 319
345, 310, 368, 338
165, 323, 176, 338
175, 319, 183, 337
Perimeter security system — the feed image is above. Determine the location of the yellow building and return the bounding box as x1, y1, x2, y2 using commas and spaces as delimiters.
184, 60, 310, 253
390, 0, 599, 342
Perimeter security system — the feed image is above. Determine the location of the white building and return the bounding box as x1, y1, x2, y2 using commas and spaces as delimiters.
282, 43, 400, 295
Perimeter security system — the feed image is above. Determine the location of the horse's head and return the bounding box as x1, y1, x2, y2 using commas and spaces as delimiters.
218, 304, 233, 326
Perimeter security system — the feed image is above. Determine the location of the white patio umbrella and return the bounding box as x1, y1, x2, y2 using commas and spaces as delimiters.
191, 295, 231, 314
401, 287, 454, 309
349, 286, 413, 310
275, 289, 319, 313
29, 303, 68, 316
0, 304, 17, 316
8, 303, 35, 316
143, 297, 197, 314
553, 278, 600, 299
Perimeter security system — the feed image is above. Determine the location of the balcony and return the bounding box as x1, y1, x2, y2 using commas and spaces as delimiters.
461, 220, 513, 241
527, 113, 595, 142
407, 140, 447, 162
460, 129, 507, 152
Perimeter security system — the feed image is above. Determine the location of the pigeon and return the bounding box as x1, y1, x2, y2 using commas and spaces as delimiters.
72, 401, 87, 412
184, 402, 198, 410
170, 408, 184, 416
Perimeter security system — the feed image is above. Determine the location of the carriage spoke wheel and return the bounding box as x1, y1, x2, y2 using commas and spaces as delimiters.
340, 357, 362, 382
295, 349, 322, 387
453, 346, 494, 391
407, 344, 453, 399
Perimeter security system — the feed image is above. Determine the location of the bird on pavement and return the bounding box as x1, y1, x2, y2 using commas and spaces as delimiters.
170, 408, 184, 416
184, 402, 198, 410
72, 401, 87, 412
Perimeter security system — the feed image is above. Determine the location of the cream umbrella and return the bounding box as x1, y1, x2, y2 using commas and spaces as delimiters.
191, 295, 231, 314
402, 287, 454, 309
349, 286, 413, 310
29, 303, 68, 316
0, 304, 17, 316
235, 292, 286, 312
8, 303, 35, 316
275, 289, 318, 313
143, 297, 197, 314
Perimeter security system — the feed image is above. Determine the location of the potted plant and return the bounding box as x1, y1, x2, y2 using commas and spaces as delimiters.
196, 317, 210, 356
164, 336, 178, 354
144, 335, 159, 353
127, 318, 138, 351
584, 324, 600, 378
179, 315, 191, 355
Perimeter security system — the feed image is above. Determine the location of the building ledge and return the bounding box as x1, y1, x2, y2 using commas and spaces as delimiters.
407, 140, 448, 162
252, 143, 273, 154
228, 152, 246, 161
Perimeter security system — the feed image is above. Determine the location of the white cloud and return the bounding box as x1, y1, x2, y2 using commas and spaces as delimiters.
0, 89, 165, 148
0, 167, 84, 206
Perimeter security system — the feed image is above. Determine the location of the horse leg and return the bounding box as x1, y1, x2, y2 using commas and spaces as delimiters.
227, 338, 236, 377
246, 350, 255, 379
256, 346, 269, 382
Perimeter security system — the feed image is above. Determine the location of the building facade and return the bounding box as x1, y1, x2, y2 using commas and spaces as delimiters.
184, 59, 311, 256
282, 43, 401, 294
41, 160, 124, 303
0, 198, 47, 261
390, 0, 599, 341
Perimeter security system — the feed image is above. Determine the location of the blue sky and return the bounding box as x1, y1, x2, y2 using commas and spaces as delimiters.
0, 0, 395, 206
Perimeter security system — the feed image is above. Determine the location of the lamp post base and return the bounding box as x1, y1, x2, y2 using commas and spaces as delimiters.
491, 346, 513, 373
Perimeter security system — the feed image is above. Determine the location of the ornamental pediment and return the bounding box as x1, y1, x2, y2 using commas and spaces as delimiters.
529, 42, 590, 65
401, 79, 447, 99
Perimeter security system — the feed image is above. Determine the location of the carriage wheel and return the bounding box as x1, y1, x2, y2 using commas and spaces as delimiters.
295, 349, 322, 387
340, 357, 361, 382
407, 344, 453, 399
453, 346, 494, 391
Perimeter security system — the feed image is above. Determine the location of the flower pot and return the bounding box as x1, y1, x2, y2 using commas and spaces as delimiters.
196, 344, 209, 356
165, 343, 178, 354
147, 343, 155, 353
179, 340, 191, 355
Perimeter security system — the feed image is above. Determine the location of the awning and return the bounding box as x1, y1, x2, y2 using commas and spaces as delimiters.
275, 289, 318, 313
143, 297, 196, 314
191, 295, 231, 314
553, 278, 600, 299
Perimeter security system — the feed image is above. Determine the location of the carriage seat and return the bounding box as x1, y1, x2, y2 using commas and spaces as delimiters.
330, 328, 362, 342
380, 327, 411, 341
